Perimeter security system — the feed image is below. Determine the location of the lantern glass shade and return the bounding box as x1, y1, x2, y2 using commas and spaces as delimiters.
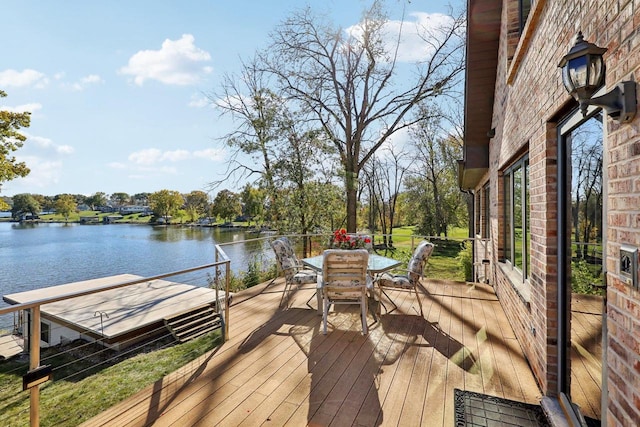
559, 32, 637, 123
561, 51, 605, 100
559, 32, 607, 100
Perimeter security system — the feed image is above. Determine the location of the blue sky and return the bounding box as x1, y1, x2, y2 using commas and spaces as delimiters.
1, 0, 456, 198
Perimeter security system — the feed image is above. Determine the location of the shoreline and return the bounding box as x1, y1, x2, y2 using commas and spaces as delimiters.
0, 217, 276, 232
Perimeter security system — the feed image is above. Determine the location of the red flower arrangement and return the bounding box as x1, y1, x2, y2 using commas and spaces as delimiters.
331, 228, 372, 249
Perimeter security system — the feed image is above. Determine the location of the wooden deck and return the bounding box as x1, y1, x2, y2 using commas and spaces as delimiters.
82, 278, 546, 426
3, 274, 232, 342
571, 293, 603, 421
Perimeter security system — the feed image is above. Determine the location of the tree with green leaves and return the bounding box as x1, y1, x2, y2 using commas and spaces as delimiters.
148, 190, 184, 224
240, 184, 265, 225
213, 57, 285, 227
131, 193, 150, 206
0, 90, 31, 191
85, 192, 108, 210
184, 190, 210, 223
0, 196, 9, 211
11, 193, 40, 219
212, 189, 242, 223
214, 55, 339, 235
406, 111, 466, 236
110, 192, 130, 207
55, 194, 77, 222
271, 118, 335, 242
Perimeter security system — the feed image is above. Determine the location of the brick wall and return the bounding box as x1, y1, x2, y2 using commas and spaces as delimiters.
602, 0, 640, 423
480, 0, 640, 424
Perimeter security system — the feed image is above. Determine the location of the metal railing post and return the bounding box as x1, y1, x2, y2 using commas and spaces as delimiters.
30, 306, 41, 427
225, 260, 230, 341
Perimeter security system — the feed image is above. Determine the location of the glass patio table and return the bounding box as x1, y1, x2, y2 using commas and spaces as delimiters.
301, 253, 401, 274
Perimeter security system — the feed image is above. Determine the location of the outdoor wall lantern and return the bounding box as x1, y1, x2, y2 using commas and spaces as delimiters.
558, 32, 636, 123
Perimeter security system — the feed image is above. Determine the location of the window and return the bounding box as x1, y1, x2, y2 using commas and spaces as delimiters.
503, 156, 530, 280
41, 321, 50, 344
475, 191, 481, 235
519, 0, 532, 33
482, 183, 490, 238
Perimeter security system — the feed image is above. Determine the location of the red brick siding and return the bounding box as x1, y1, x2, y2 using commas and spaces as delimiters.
476, 0, 640, 424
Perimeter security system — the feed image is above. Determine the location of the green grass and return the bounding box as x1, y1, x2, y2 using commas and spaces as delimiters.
36, 210, 153, 224
368, 226, 468, 282
0, 331, 222, 427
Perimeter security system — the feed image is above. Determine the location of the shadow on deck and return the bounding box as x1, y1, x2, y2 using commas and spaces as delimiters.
82, 278, 545, 426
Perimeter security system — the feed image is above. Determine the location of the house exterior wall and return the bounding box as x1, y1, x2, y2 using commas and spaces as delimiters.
472, 0, 640, 425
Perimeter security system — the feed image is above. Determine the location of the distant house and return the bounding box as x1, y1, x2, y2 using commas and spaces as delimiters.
119, 205, 151, 215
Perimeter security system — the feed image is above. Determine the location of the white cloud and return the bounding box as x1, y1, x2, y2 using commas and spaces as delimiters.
194, 148, 225, 161
27, 134, 74, 155
128, 148, 163, 165
66, 74, 105, 91
188, 93, 209, 108
375, 126, 411, 158
216, 94, 246, 110
119, 34, 213, 86
0, 69, 49, 88
11, 156, 63, 188
126, 147, 225, 166
346, 12, 455, 63
56, 145, 75, 154
0, 103, 43, 114
162, 149, 191, 162
30, 135, 54, 148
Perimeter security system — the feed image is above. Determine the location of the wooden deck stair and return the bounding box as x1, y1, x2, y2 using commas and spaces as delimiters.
164, 303, 222, 343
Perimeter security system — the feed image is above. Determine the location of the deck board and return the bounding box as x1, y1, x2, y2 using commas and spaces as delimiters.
570, 293, 603, 420
82, 278, 597, 427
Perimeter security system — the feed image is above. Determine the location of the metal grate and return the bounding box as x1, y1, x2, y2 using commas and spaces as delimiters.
454, 389, 549, 427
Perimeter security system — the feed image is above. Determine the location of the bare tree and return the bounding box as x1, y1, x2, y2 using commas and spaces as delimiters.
362, 147, 408, 247
570, 117, 603, 260
262, 1, 465, 232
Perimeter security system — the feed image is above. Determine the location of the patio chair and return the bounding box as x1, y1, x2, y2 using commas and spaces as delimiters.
375, 240, 434, 317
321, 249, 370, 335
270, 237, 319, 308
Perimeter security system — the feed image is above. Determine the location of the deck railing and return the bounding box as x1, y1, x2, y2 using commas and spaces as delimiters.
0, 232, 489, 427
0, 255, 231, 427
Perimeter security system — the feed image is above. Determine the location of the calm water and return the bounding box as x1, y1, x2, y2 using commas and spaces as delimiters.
0, 222, 274, 330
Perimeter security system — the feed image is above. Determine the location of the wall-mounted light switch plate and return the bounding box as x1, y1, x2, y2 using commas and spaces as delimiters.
620, 245, 638, 290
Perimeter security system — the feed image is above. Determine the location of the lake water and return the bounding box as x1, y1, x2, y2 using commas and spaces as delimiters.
0, 222, 275, 330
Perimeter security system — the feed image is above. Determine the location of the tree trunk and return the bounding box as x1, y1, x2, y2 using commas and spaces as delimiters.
346, 169, 358, 233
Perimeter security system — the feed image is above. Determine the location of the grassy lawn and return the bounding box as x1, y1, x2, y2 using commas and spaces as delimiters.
37, 210, 153, 224
370, 226, 469, 282
0, 332, 222, 427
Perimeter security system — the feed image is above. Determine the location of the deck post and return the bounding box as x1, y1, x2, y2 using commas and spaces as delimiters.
29, 306, 41, 427
224, 260, 230, 341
